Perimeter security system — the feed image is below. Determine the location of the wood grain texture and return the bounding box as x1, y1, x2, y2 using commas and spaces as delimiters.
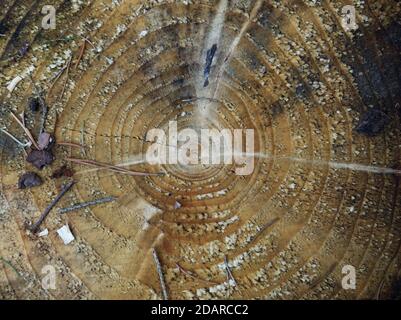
0, 0, 400, 300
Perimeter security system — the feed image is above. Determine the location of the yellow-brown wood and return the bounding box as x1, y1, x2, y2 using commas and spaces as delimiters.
0, 0, 400, 299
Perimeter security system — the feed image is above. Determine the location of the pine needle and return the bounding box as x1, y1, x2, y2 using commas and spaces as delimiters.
10, 111, 39, 149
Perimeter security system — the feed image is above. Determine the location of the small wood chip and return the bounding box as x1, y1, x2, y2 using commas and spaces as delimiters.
57, 224, 75, 245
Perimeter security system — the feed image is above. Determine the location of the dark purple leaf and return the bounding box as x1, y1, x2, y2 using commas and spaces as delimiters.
51, 165, 74, 179
26, 149, 54, 169
38, 132, 51, 150
18, 172, 42, 189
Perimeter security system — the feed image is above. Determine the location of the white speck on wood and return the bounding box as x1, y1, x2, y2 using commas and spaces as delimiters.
139, 30, 148, 38
38, 229, 49, 237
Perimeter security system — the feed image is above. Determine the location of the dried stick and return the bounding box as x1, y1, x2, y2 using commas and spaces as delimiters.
57, 141, 85, 149
76, 34, 96, 48
80, 121, 87, 157
59, 196, 116, 214
376, 249, 399, 300
250, 217, 280, 244
67, 158, 142, 175
376, 278, 386, 300
70, 158, 135, 173
75, 41, 86, 69
28, 181, 75, 233
49, 64, 68, 92
0, 128, 30, 147
59, 55, 72, 101
224, 256, 237, 287
180, 97, 220, 103
10, 111, 39, 150
309, 262, 338, 290
0, 256, 23, 278
176, 263, 219, 286
66, 157, 163, 177
152, 248, 169, 300
20, 111, 25, 127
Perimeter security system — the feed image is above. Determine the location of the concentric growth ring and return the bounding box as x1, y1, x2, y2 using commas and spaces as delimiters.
0, 0, 400, 300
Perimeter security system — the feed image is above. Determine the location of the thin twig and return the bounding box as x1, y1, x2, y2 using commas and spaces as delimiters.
376, 278, 386, 300
80, 121, 87, 157
59, 55, 72, 101
75, 33, 96, 48
49, 64, 68, 91
59, 196, 116, 214
0, 257, 23, 278
309, 262, 338, 290
152, 248, 169, 300
376, 248, 399, 300
20, 111, 25, 127
224, 255, 237, 287
10, 111, 39, 150
176, 263, 195, 277
0, 128, 30, 147
67, 158, 139, 174
28, 181, 75, 233
75, 40, 86, 69
176, 263, 219, 286
66, 157, 163, 177
250, 217, 280, 244
57, 141, 86, 149
180, 97, 220, 103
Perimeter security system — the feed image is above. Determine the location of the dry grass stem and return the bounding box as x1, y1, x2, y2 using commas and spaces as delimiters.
66, 157, 163, 177
10, 111, 39, 149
